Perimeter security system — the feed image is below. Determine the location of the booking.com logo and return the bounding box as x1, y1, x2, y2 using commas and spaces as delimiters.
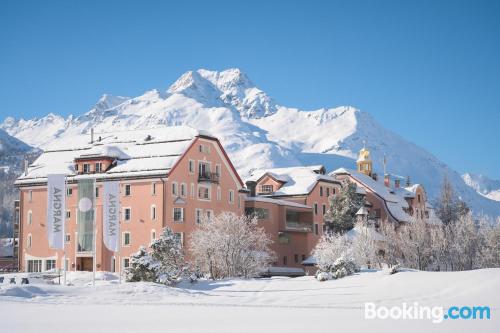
365, 302, 491, 324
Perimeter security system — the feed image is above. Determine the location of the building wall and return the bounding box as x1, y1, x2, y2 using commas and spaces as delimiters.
17, 136, 244, 273
245, 200, 310, 270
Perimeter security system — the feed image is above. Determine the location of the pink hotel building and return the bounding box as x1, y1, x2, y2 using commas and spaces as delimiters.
15, 126, 433, 274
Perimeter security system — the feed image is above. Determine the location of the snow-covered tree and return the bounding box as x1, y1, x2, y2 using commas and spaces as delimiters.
312, 233, 351, 272
350, 222, 380, 269
477, 218, 500, 268
325, 182, 364, 234
150, 228, 188, 284
379, 221, 401, 267
189, 212, 274, 279
398, 218, 432, 270
125, 246, 158, 282
125, 228, 187, 284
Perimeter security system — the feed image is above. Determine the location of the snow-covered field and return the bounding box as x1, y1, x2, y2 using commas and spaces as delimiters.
1, 269, 499, 333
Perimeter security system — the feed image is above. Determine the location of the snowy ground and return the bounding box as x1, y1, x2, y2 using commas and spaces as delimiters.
0, 269, 499, 333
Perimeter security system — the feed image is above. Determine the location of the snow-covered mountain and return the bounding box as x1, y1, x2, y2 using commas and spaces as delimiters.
0, 129, 40, 236
1, 68, 500, 217
462, 173, 500, 202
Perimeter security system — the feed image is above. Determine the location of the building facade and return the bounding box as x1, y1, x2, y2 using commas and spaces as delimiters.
15, 127, 244, 273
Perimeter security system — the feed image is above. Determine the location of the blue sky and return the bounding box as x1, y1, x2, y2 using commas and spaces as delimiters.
1, 0, 499, 178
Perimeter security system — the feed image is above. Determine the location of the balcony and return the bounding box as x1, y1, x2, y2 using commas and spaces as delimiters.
198, 171, 220, 184
285, 210, 313, 232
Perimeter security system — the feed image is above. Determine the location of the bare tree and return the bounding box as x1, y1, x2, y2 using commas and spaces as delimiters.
189, 212, 274, 279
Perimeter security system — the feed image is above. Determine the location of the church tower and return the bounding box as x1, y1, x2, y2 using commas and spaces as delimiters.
357, 142, 372, 177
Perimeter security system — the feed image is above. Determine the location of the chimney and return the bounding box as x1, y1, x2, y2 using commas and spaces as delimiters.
24, 158, 29, 176
246, 181, 257, 197
384, 174, 390, 188
90, 128, 94, 144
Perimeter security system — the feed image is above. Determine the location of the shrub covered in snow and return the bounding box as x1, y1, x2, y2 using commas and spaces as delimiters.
330, 257, 360, 279
125, 246, 158, 282
189, 212, 274, 279
125, 228, 188, 285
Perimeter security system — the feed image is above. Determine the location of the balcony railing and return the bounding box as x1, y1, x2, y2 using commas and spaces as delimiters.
285, 221, 313, 232
198, 171, 220, 183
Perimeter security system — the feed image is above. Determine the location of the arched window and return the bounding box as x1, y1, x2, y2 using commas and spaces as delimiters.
28, 210, 33, 225
27, 234, 32, 248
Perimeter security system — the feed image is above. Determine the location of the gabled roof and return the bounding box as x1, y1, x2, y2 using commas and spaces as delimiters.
15, 126, 214, 184
247, 165, 340, 196
331, 168, 412, 223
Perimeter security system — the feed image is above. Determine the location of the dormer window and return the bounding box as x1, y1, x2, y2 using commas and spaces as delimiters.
95, 162, 103, 173
83, 163, 91, 173
75, 164, 79, 172
260, 185, 273, 193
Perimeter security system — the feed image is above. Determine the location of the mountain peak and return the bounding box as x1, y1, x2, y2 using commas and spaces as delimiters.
94, 94, 130, 112
168, 68, 277, 119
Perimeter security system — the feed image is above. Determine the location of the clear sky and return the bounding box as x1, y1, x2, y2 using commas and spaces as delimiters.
1, 0, 499, 178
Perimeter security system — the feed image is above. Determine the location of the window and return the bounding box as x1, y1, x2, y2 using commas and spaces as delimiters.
151, 205, 156, 220
28, 190, 33, 202
260, 185, 273, 193
151, 183, 157, 195
111, 257, 116, 273
173, 207, 184, 222
189, 160, 195, 174
302, 255, 306, 262
322, 204, 326, 215
28, 210, 32, 225
190, 183, 195, 198
374, 209, 381, 218
46, 259, 56, 271
198, 162, 210, 178
180, 183, 186, 197
326, 187, 330, 197
229, 190, 234, 204
66, 210, 71, 220
215, 164, 221, 176
67, 188, 73, 196
83, 163, 91, 173
283, 256, 288, 266
198, 186, 210, 200
75, 164, 79, 172
314, 203, 318, 215
95, 162, 103, 172
151, 230, 156, 242
217, 186, 221, 201
205, 210, 213, 220
245, 207, 269, 219
124, 184, 131, 196
65, 234, 71, 243
172, 182, 178, 196
294, 254, 299, 263
124, 208, 131, 222
314, 224, 319, 235
196, 209, 203, 224
174, 232, 184, 247
418, 194, 421, 203
320, 186, 323, 196
123, 232, 131, 246
123, 258, 130, 269
95, 187, 99, 198
27, 260, 42, 272
333, 188, 336, 195
199, 144, 210, 154
27, 234, 32, 248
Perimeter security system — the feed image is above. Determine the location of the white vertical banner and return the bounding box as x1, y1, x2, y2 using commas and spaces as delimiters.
47, 174, 66, 249
103, 181, 120, 252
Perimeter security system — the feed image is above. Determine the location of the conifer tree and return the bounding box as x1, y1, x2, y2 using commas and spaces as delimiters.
325, 182, 364, 234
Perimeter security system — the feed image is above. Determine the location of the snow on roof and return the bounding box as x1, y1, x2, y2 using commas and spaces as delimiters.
331, 168, 412, 223
247, 166, 339, 196
245, 196, 311, 209
16, 126, 201, 184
